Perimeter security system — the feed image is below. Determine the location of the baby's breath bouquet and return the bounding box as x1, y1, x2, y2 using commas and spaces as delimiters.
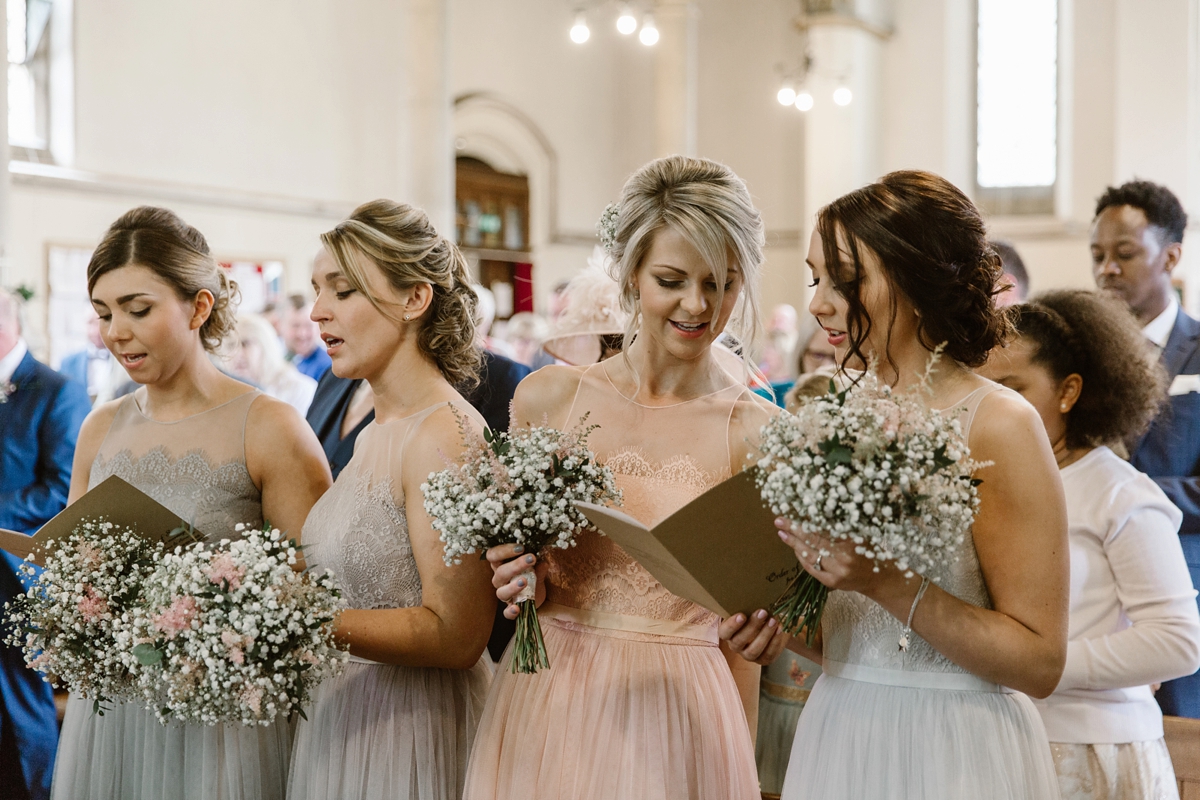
2, 520, 198, 713
423, 411, 622, 674
127, 525, 346, 726
756, 361, 986, 645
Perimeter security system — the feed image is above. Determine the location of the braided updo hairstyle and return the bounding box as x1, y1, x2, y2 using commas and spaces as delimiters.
1009, 289, 1165, 449
86, 206, 239, 353
816, 170, 1009, 370
321, 200, 481, 388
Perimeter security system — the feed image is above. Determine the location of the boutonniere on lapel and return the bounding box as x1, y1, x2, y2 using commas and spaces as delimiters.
0, 379, 15, 403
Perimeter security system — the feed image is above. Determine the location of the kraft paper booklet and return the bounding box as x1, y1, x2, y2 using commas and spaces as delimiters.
576, 469, 801, 618
0, 475, 194, 565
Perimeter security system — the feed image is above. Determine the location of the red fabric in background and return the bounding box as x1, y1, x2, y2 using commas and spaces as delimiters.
514, 263, 534, 313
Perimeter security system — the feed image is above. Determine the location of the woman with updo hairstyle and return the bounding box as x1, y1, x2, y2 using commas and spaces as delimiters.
53, 206, 332, 800
981, 290, 1200, 800
286, 199, 495, 800
466, 155, 778, 800
723, 171, 1068, 800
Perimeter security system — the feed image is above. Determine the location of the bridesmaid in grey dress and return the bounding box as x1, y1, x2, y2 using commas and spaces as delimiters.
287, 200, 496, 800
52, 207, 332, 800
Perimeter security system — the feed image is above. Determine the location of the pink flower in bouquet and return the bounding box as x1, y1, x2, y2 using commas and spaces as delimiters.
27, 653, 50, 672
206, 553, 245, 590
76, 585, 109, 622
221, 630, 248, 665
153, 596, 199, 639
240, 683, 263, 716
74, 542, 104, 570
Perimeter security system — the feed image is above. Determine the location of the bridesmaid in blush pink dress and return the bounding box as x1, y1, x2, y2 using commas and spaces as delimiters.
463, 155, 778, 800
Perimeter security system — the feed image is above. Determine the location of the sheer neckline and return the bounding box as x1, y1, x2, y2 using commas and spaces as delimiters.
132, 388, 257, 425
599, 362, 744, 409
370, 400, 454, 427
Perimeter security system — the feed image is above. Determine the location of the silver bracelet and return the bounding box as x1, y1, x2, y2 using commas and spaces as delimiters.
898, 576, 931, 653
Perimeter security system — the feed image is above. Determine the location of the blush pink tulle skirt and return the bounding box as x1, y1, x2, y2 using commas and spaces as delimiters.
463, 606, 760, 800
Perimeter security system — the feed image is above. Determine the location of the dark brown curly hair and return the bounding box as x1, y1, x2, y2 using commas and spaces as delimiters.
1010, 289, 1166, 449
816, 170, 1010, 372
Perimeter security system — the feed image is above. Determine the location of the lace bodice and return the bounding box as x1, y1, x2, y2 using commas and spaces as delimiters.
542, 362, 776, 625
89, 390, 263, 540
302, 403, 475, 610
821, 383, 1003, 675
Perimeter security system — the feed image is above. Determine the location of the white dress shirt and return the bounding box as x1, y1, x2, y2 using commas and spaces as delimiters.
1032, 446, 1200, 743
0, 337, 28, 384
1142, 297, 1179, 349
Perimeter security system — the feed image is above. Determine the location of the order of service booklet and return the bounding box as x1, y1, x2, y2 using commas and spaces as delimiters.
0, 475, 194, 565
576, 469, 802, 619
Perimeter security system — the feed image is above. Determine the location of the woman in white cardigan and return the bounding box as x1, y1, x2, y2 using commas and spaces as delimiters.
981, 288, 1200, 800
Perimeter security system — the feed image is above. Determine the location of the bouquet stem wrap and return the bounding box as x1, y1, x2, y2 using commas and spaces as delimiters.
511, 571, 549, 674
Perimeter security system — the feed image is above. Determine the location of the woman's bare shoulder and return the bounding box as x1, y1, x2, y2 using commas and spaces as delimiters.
511, 364, 589, 429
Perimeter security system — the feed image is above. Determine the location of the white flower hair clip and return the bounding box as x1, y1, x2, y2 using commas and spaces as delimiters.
596, 202, 620, 255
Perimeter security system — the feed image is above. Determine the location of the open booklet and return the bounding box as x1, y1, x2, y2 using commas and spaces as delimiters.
576, 469, 801, 619
0, 475, 195, 565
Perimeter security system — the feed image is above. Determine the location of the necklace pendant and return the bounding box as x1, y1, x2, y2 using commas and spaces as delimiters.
898, 634, 909, 652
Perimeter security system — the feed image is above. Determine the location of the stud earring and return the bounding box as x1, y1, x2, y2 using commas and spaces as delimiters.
1060, 403, 1068, 412
404, 314, 411, 321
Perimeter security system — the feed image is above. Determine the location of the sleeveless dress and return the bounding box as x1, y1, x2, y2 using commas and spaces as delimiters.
52, 389, 296, 800
287, 402, 492, 800
463, 362, 774, 800
780, 383, 1061, 800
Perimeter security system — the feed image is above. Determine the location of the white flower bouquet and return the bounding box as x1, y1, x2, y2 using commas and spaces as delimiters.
128, 525, 346, 726
423, 411, 622, 674
756, 362, 986, 644
1, 520, 192, 714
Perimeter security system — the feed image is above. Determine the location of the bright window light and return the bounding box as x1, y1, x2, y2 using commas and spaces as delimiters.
976, 0, 1057, 188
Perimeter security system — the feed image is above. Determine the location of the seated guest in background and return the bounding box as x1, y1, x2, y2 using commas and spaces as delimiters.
0, 288, 91, 800
1091, 178, 1200, 717
981, 289, 1200, 800
991, 240, 1030, 307
284, 292, 332, 380
260, 300, 285, 338
472, 284, 519, 360
58, 310, 127, 404
229, 313, 318, 415
502, 311, 550, 368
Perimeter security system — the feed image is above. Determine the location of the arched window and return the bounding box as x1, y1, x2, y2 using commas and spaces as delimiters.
976, 0, 1058, 215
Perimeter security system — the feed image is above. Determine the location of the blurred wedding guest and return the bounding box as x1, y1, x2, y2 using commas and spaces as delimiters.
981, 289, 1200, 800
59, 310, 127, 404
289, 200, 495, 800
540, 252, 628, 367
283, 292, 332, 380
230, 313, 317, 415
306, 369, 375, 479
548, 278, 572, 320
0, 288, 89, 800
1091, 179, 1200, 717
53, 206, 331, 800
760, 303, 801, 382
472, 284, 518, 360
261, 300, 285, 337
992, 240, 1029, 307
765, 317, 837, 408
502, 312, 550, 368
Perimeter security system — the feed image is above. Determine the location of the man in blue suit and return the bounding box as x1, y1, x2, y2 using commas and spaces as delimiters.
0, 289, 91, 799
1092, 180, 1200, 717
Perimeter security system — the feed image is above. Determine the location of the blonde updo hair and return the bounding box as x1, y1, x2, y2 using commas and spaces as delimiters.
606, 155, 766, 364
321, 200, 481, 388
87, 206, 239, 353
